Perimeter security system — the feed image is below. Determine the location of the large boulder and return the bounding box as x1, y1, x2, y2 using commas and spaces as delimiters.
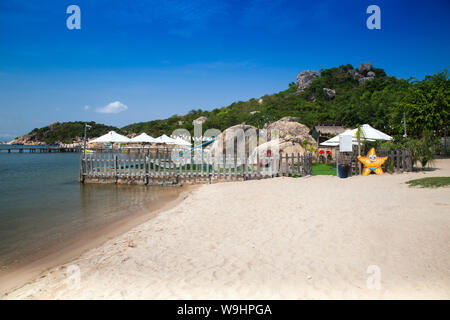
264, 117, 316, 144
296, 70, 319, 92
367, 71, 376, 77
249, 138, 309, 163
323, 88, 336, 100
207, 123, 258, 157
358, 62, 372, 73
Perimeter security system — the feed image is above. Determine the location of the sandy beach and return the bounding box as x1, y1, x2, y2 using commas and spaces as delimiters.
3, 159, 450, 299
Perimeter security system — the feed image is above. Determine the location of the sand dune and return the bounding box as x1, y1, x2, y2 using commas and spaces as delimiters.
4, 160, 450, 299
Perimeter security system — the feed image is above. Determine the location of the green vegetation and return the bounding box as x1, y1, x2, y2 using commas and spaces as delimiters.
312, 163, 337, 176
378, 130, 441, 169
29, 121, 121, 144
122, 66, 448, 140
406, 177, 450, 188
19, 65, 449, 146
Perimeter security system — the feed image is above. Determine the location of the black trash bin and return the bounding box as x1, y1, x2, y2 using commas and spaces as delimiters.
337, 164, 350, 178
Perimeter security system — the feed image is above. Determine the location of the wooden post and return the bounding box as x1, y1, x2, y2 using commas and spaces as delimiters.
114, 154, 118, 183
80, 155, 85, 183
144, 154, 148, 185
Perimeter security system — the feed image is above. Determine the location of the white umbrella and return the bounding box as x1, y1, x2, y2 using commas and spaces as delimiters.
130, 133, 157, 143
173, 137, 191, 146
90, 131, 131, 143
320, 124, 391, 146
344, 124, 393, 141
154, 134, 178, 144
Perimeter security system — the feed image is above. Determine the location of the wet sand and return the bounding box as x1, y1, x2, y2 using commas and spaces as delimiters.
3, 160, 450, 299
0, 184, 197, 296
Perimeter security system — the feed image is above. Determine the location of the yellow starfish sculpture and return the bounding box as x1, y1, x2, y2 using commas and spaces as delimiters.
357, 148, 388, 176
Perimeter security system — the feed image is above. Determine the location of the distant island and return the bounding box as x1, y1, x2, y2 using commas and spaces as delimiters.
7, 62, 449, 145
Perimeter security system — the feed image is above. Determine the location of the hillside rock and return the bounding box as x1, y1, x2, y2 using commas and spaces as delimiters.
323, 88, 336, 100
306, 93, 316, 101
359, 76, 375, 85
347, 69, 362, 78
296, 70, 319, 91
192, 116, 208, 125
358, 62, 372, 73
367, 71, 376, 77
7, 134, 45, 145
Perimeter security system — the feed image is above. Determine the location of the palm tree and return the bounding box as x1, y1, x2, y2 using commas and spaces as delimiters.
355, 125, 366, 174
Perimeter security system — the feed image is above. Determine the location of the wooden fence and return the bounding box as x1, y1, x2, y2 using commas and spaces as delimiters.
79, 151, 313, 185
337, 149, 413, 176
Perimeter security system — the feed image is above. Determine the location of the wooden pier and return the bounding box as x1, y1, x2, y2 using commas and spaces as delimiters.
0, 146, 81, 153
80, 151, 313, 185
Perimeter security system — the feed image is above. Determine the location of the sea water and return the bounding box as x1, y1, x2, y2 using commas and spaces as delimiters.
0, 149, 179, 269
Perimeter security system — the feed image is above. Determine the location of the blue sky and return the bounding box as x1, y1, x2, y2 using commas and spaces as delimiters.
0, 0, 449, 139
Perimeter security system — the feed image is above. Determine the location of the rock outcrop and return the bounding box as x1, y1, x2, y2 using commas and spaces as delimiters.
248, 117, 316, 161
264, 117, 315, 144
358, 62, 373, 73
207, 123, 258, 157
359, 76, 375, 85
323, 88, 336, 100
296, 70, 319, 92
347, 69, 362, 79
192, 116, 208, 125
367, 71, 376, 77
7, 134, 45, 145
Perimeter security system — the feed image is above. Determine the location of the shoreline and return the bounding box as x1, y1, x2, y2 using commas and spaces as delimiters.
3, 160, 450, 299
0, 184, 198, 297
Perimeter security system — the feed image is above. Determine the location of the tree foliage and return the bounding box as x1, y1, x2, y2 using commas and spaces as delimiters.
24, 65, 449, 144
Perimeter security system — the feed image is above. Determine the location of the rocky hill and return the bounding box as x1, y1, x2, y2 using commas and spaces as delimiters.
8, 121, 121, 145
11, 62, 448, 144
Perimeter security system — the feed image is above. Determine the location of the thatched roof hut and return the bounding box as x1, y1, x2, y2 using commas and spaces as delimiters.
310, 123, 347, 145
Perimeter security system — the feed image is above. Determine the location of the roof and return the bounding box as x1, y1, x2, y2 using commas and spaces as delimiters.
311, 124, 346, 136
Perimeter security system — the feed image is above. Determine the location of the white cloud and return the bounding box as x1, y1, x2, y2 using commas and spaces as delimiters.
96, 101, 128, 114
84, 105, 90, 110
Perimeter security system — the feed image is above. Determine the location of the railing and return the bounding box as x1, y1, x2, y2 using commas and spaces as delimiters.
79, 151, 313, 185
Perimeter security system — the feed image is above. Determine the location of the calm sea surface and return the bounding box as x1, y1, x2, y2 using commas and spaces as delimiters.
0, 147, 179, 269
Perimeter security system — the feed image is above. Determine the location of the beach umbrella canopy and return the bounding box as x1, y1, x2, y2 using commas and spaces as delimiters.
130, 133, 157, 143
344, 124, 393, 141
173, 137, 191, 146
320, 124, 391, 146
90, 131, 131, 143
154, 134, 178, 144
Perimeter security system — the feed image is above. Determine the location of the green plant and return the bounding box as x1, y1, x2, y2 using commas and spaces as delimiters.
387, 159, 395, 173
406, 131, 440, 169
406, 177, 450, 188
312, 163, 337, 176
